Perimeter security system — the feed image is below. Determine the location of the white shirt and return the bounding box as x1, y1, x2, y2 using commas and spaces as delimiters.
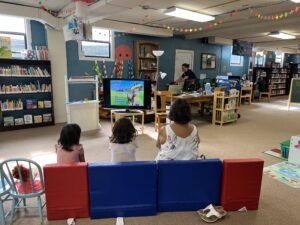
110, 142, 137, 162
156, 124, 199, 160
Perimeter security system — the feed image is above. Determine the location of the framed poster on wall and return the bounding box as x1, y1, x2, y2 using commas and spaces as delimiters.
201, 53, 216, 70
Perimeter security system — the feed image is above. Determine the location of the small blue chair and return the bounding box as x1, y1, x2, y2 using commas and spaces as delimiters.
0, 159, 45, 224
0, 171, 11, 225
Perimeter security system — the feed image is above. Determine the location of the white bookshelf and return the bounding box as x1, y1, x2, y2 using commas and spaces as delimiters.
65, 75, 100, 131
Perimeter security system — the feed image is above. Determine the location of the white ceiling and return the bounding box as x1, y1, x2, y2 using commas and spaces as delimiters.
2, 0, 300, 51
0, 0, 71, 11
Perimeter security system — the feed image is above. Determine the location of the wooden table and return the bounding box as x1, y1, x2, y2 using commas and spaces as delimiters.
167, 93, 214, 116
110, 109, 144, 134
169, 94, 213, 103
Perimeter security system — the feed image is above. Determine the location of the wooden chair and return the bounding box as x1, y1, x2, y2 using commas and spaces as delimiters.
259, 85, 272, 102
154, 91, 173, 132
240, 85, 253, 105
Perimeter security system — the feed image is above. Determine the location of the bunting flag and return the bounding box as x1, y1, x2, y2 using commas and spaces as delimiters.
158, 4, 300, 33
254, 6, 300, 22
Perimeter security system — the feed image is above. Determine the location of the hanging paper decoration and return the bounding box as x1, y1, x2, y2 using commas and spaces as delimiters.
158, 3, 300, 34
253, 6, 300, 22
111, 61, 117, 78
71, 0, 97, 3
115, 45, 132, 62
93, 60, 103, 87
102, 60, 117, 78
114, 32, 129, 38
116, 60, 124, 79
128, 60, 134, 79
67, 16, 85, 40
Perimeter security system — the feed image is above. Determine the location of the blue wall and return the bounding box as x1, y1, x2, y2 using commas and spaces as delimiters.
30, 20, 48, 49
66, 33, 249, 98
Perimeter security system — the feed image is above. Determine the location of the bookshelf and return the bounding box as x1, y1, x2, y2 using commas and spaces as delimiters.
212, 91, 239, 126
253, 63, 290, 97
65, 75, 100, 132
134, 40, 159, 83
0, 59, 54, 131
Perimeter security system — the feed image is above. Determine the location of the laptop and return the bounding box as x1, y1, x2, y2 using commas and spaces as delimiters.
169, 84, 183, 94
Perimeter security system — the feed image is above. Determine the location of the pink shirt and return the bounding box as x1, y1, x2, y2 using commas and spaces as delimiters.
55, 144, 85, 164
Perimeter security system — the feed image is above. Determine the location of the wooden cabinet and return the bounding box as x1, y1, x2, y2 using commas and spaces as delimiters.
134, 40, 159, 83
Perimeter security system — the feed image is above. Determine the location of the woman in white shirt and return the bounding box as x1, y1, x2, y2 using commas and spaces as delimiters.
110, 117, 138, 162
156, 99, 200, 160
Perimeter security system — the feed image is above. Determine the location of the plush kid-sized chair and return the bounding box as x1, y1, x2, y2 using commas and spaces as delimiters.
0, 158, 45, 224
88, 161, 157, 219
44, 163, 89, 220
221, 159, 264, 211
157, 159, 222, 212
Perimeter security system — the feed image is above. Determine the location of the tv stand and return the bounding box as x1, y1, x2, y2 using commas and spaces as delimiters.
110, 109, 144, 134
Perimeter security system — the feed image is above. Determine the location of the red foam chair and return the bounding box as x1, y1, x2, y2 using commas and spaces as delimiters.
221, 159, 264, 211
44, 163, 89, 220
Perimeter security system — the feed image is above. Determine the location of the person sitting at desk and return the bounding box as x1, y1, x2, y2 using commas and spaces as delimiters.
175, 63, 196, 83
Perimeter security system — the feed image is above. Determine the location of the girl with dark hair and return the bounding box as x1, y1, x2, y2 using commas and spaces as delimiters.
55, 123, 85, 163
156, 99, 200, 160
110, 117, 138, 162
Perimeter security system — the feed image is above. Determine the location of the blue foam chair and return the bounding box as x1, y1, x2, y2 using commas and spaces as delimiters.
88, 161, 157, 219
157, 159, 222, 212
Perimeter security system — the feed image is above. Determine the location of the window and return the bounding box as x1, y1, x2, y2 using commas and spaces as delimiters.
255, 52, 265, 67
275, 52, 282, 64
230, 55, 244, 66
81, 28, 114, 60
0, 15, 26, 58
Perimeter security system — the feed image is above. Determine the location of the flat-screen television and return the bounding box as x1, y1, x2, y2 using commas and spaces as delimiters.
103, 78, 152, 110
232, 39, 253, 56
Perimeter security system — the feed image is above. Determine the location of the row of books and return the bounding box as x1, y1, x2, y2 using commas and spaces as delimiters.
3, 114, 52, 127
271, 79, 286, 84
0, 99, 52, 111
22, 47, 49, 61
271, 74, 288, 79
0, 99, 23, 111
26, 99, 52, 109
0, 83, 52, 94
139, 46, 155, 58
0, 66, 50, 77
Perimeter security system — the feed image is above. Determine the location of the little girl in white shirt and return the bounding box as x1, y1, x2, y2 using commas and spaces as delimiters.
110, 117, 138, 162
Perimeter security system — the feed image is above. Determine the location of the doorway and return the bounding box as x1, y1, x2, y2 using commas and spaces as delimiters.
174, 49, 194, 81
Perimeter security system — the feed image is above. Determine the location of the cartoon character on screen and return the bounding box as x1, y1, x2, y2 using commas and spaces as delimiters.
127, 84, 142, 106
127, 89, 136, 106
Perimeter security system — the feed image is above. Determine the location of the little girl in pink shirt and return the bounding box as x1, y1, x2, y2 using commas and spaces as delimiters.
55, 124, 85, 163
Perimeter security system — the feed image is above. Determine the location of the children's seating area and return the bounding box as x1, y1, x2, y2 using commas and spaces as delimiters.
43, 158, 264, 221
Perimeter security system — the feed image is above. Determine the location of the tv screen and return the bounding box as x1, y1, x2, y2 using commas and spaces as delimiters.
232, 39, 253, 56
103, 78, 152, 110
